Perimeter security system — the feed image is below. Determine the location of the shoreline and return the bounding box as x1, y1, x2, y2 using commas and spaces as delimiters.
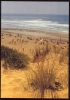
1, 28, 69, 41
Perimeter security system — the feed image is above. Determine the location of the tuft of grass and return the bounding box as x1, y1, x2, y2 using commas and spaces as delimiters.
24, 41, 68, 98
32, 43, 50, 63
27, 64, 63, 98
25, 40, 68, 98
28, 42, 68, 98
1, 45, 30, 70
26, 55, 68, 98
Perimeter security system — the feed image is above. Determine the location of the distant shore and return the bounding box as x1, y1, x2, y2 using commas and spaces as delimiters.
1, 28, 69, 41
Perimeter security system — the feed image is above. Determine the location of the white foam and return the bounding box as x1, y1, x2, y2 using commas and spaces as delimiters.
1, 19, 69, 33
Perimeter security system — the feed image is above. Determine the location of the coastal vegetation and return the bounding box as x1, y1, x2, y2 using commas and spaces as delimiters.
26, 44, 68, 98
1, 45, 29, 70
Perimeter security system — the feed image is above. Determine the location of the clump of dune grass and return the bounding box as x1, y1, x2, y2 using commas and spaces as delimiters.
32, 43, 50, 63
23, 42, 68, 98
1, 45, 30, 70
25, 44, 68, 98
26, 60, 68, 98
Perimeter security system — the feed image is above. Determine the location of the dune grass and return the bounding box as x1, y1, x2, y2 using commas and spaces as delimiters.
26, 59, 68, 98
1, 45, 30, 70
25, 44, 68, 98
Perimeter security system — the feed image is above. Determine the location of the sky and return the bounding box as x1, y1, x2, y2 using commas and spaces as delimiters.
1, 1, 69, 15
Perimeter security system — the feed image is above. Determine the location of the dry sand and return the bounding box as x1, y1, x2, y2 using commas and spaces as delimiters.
1, 28, 69, 98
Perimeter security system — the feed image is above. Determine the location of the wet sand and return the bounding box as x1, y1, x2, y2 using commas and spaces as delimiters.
2, 28, 68, 39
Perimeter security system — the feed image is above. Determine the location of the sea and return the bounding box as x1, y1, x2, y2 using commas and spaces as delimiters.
1, 14, 69, 34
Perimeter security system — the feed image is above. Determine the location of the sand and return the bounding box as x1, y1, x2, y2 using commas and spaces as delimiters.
1, 28, 69, 98
2, 28, 69, 39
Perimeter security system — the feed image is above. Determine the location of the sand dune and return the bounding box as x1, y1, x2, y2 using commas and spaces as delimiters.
1, 28, 68, 98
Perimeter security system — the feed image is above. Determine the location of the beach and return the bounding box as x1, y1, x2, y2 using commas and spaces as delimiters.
2, 28, 69, 40
1, 28, 69, 98
1, 1, 69, 98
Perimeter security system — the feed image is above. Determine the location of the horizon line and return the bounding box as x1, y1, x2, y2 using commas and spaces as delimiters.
1, 13, 69, 15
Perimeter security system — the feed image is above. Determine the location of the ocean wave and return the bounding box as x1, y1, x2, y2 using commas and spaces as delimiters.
1, 19, 69, 33
2, 19, 68, 26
